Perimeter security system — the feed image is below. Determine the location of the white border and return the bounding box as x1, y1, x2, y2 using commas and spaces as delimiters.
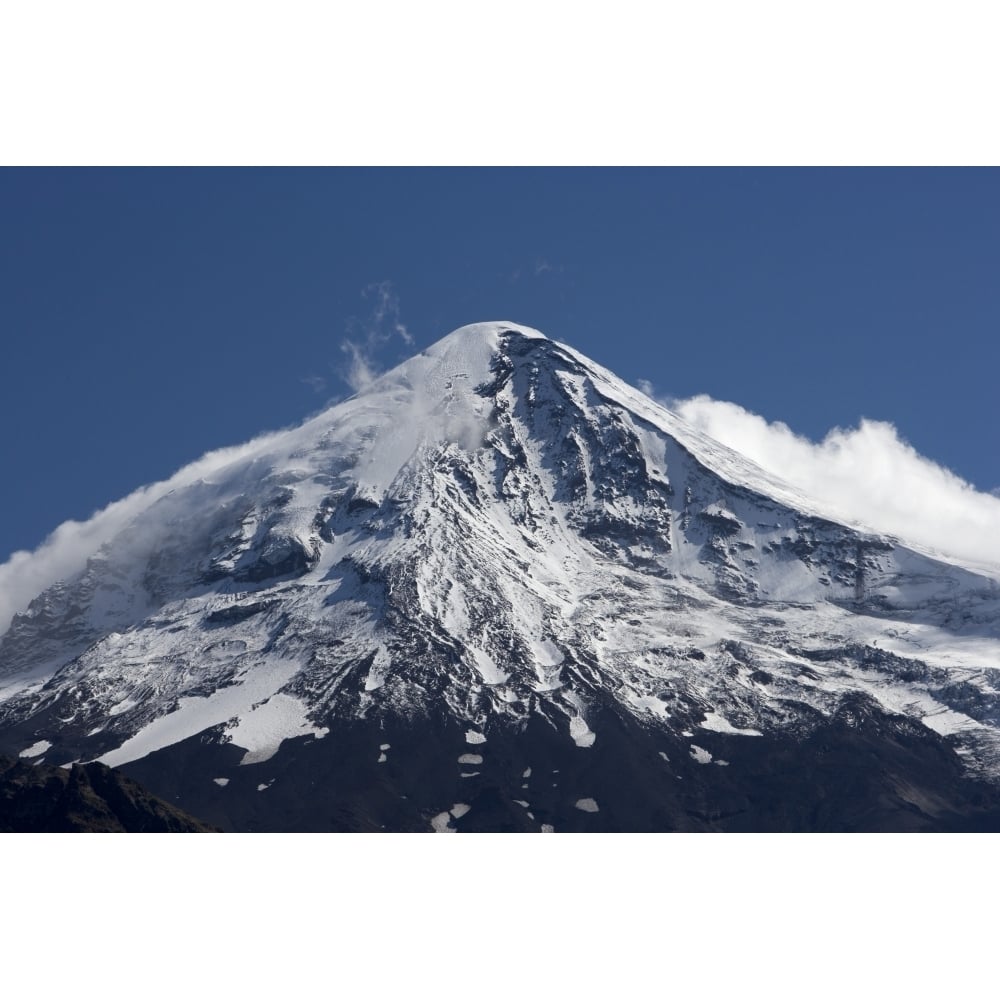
2, 2, 999, 164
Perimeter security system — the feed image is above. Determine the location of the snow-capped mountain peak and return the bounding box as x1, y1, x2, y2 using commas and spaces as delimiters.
3, 322, 1000, 831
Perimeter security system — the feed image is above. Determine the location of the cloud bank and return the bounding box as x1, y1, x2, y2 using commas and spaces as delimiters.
668, 392, 1000, 572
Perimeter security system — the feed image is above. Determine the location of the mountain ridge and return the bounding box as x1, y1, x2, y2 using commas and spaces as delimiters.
2, 322, 1000, 831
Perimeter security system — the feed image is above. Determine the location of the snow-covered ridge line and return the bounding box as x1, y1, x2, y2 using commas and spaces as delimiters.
555, 337, 1000, 581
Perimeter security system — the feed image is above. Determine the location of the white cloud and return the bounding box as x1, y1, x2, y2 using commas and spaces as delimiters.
0, 429, 288, 637
667, 392, 1000, 571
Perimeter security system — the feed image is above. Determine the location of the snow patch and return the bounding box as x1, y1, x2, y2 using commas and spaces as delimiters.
569, 716, 596, 748
431, 811, 455, 832
700, 711, 762, 736
458, 753, 483, 765
226, 692, 329, 765
450, 802, 471, 819
213, 777, 229, 787
920, 708, 979, 738
574, 798, 600, 813
470, 646, 509, 685
690, 745, 713, 764
97, 658, 303, 768
628, 693, 670, 720
18, 740, 51, 759
465, 730, 487, 744
364, 645, 391, 691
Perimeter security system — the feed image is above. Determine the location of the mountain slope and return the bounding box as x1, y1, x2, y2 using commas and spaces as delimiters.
0, 755, 217, 832
2, 322, 1000, 831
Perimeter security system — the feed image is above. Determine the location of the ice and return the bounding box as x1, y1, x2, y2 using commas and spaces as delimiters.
213, 777, 229, 787
574, 798, 600, 813
450, 802, 471, 819
514, 799, 530, 808
380, 743, 391, 750
541, 824, 555, 833
522, 767, 532, 778
465, 730, 487, 744
458, 753, 483, 765
18, 740, 51, 758
690, 745, 713, 764
378, 753, 387, 763
459, 771, 480, 778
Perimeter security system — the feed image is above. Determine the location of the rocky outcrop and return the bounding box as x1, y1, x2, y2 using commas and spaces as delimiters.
0, 755, 217, 832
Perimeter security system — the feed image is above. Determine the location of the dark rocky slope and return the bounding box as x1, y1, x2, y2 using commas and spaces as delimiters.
0, 754, 217, 832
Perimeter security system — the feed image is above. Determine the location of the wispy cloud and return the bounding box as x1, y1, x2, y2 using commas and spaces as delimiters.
339, 280, 413, 394
300, 374, 328, 394
646, 388, 1000, 571
509, 258, 561, 283
0, 429, 291, 637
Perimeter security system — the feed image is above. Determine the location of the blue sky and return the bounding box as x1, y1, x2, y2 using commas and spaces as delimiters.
2, 167, 998, 562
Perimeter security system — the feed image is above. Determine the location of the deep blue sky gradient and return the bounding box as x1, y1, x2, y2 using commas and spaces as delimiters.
2, 168, 998, 562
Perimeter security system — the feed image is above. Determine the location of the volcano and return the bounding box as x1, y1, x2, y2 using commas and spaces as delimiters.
3, 322, 1000, 831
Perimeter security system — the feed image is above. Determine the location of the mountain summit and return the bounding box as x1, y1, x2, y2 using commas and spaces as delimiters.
3, 322, 1000, 831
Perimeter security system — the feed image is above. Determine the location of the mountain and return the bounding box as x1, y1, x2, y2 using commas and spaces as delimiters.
2, 322, 1000, 832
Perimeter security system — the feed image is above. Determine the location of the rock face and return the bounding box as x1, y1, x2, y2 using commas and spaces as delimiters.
0, 755, 217, 832
2, 322, 1000, 831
